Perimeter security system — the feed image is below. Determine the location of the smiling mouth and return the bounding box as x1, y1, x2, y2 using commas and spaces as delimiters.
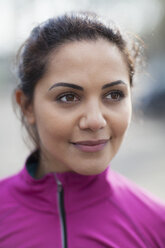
71, 139, 109, 152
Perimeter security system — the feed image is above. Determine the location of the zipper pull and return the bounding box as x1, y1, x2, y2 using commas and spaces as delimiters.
57, 181, 63, 193
54, 174, 63, 192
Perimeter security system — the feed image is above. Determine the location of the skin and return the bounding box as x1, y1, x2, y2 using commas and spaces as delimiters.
16, 38, 132, 177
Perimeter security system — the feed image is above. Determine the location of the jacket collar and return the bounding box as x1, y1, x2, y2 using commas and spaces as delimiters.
11, 151, 112, 213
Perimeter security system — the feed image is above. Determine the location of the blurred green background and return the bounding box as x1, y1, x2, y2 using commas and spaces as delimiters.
0, 0, 165, 200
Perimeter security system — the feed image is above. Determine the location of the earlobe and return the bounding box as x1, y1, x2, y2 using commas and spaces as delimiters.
15, 89, 35, 125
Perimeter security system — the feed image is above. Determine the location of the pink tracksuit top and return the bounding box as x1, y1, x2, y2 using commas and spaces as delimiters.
0, 152, 165, 248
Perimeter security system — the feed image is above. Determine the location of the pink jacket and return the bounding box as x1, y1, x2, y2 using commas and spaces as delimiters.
0, 152, 165, 248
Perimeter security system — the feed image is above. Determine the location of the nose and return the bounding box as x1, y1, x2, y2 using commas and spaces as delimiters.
79, 101, 107, 131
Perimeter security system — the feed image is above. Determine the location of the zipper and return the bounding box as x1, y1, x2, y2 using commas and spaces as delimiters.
55, 174, 67, 248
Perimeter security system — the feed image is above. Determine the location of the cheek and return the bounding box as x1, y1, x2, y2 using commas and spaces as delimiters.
110, 101, 132, 138
34, 105, 74, 143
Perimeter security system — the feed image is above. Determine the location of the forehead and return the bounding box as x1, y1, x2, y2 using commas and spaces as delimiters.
45, 38, 129, 84
49, 38, 125, 65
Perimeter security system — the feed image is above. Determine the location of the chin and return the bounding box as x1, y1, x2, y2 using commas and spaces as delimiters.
73, 163, 110, 176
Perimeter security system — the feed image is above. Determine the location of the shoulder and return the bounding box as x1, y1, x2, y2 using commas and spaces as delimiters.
108, 169, 165, 214
109, 170, 165, 205
107, 170, 165, 243
0, 174, 17, 198
0, 172, 22, 219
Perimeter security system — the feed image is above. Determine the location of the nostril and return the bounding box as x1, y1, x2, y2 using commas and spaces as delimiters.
79, 114, 106, 131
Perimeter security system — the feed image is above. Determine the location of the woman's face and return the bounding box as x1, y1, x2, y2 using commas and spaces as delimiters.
25, 38, 132, 176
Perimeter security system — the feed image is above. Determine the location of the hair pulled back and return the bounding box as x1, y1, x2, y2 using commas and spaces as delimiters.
16, 11, 141, 148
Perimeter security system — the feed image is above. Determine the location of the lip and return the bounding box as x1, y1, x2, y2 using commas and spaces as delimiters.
71, 139, 109, 152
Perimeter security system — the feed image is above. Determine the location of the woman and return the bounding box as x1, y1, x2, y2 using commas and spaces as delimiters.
0, 11, 165, 248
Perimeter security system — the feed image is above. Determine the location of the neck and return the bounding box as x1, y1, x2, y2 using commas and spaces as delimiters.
35, 151, 71, 179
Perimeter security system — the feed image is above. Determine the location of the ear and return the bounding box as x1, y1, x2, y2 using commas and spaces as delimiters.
15, 89, 35, 125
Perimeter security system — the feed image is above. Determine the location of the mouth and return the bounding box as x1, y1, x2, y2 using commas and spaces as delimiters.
71, 139, 110, 152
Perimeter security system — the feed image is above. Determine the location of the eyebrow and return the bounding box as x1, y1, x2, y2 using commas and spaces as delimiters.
102, 80, 126, 89
48, 82, 83, 91
48, 80, 126, 91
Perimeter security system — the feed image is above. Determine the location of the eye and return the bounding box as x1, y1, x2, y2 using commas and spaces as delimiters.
56, 92, 80, 103
104, 90, 124, 102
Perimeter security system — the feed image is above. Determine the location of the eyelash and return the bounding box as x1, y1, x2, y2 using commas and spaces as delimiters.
104, 90, 125, 102
56, 92, 80, 103
55, 90, 125, 104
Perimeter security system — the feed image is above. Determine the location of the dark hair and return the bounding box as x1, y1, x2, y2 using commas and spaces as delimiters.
15, 11, 142, 148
